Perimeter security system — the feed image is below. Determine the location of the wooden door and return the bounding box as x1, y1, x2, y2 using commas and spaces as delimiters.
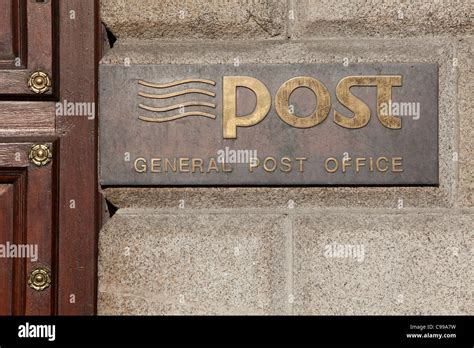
0, 139, 57, 315
0, 0, 99, 315
0, 0, 56, 97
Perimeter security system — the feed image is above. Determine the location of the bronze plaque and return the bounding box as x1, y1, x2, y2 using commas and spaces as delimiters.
100, 64, 438, 186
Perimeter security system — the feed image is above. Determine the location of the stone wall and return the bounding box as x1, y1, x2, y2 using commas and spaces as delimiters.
98, 0, 473, 315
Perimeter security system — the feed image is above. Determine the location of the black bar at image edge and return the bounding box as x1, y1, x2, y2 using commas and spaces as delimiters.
0, 316, 472, 346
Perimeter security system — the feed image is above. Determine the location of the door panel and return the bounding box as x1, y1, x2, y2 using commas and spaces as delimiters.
0, 140, 56, 315
0, 0, 55, 97
0, 168, 27, 315
0, 0, 25, 66
0, 183, 14, 314
0, 1, 15, 61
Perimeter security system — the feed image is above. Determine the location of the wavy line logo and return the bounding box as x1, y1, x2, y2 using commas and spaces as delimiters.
137, 75, 405, 136
138, 78, 216, 123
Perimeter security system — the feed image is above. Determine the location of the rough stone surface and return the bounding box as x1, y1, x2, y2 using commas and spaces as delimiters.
290, 0, 474, 38
98, 210, 473, 315
460, 162, 474, 207
293, 212, 473, 315
458, 38, 474, 207
101, 0, 287, 40
101, 38, 456, 209
98, 210, 289, 315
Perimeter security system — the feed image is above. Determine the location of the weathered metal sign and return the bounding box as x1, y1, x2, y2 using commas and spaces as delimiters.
99, 64, 438, 186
